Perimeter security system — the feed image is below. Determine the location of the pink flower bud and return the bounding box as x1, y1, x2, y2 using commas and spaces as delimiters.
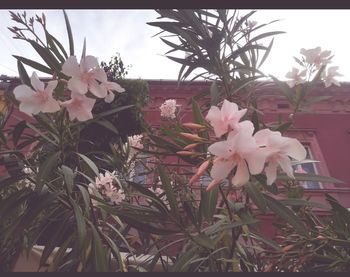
206, 179, 222, 191
179, 132, 204, 141
183, 122, 206, 129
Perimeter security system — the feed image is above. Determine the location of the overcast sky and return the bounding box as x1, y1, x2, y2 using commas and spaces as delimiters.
0, 9, 349, 82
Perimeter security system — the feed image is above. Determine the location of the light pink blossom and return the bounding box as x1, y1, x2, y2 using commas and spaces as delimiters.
62, 55, 107, 98
14, 72, 60, 116
300, 47, 332, 69
206, 100, 247, 138
60, 92, 96, 122
208, 121, 266, 187
106, 188, 125, 204
101, 81, 125, 103
322, 66, 342, 88
160, 99, 177, 119
285, 67, 306, 88
128, 134, 143, 149
254, 128, 307, 185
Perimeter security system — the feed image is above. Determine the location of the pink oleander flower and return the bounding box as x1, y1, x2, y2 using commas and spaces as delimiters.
160, 99, 177, 119
106, 188, 126, 205
285, 67, 306, 88
94, 171, 115, 190
60, 92, 96, 122
206, 99, 247, 138
322, 66, 342, 88
101, 81, 125, 103
62, 55, 107, 98
300, 47, 332, 69
128, 134, 143, 149
254, 128, 307, 185
208, 121, 267, 188
14, 72, 60, 116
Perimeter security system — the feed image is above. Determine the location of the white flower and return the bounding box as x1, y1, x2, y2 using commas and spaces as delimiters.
23, 166, 34, 174
62, 55, 108, 98
160, 99, 177, 119
94, 171, 115, 191
13, 72, 60, 116
300, 47, 332, 69
285, 67, 306, 88
128, 134, 143, 149
322, 66, 342, 88
106, 188, 125, 204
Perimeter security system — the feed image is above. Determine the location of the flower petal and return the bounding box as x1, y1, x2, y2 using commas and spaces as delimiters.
13, 85, 36, 102
208, 140, 232, 158
41, 97, 60, 113
244, 148, 267, 175
104, 92, 115, 103
89, 80, 107, 98
277, 154, 294, 178
283, 138, 306, 161
68, 77, 88, 94
265, 162, 278, 186
81, 55, 99, 72
62, 56, 80, 77
210, 158, 235, 180
45, 80, 58, 95
232, 160, 250, 187
30, 72, 45, 92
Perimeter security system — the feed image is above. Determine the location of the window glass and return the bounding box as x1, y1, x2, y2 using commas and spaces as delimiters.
293, 146, 322, 189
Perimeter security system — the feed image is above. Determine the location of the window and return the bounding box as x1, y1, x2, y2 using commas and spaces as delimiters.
132, 159, 148, 184
292, 145, 322, 189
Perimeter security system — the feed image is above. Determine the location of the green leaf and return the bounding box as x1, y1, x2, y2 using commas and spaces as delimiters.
49, 33, 68, 59
36, 151, 61, 191
263, 193, 308, 237
245, 182, 267, 213
61, 165, 74, 194
13, 55, 52, 75
63, 10, 74, 56
12, 120, 27, 147
94, 119, 119, 136
158, 165, 180, 219
45, 31, 66, 63
81, 37, 86, 61
192, 233, 215, 250
191, 98, 206, 125
258, 38, 274, 68
17, 60, 31, 86
29, 40, 61, 73
199, 187, 218, 221
277, 172, 344, 184
76, 153, 99, 176
279, 198, 330, 210
71, 198, 87, 251
210, 80, 220, 106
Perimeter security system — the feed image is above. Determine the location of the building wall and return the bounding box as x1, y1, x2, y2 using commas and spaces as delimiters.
144, 80, 350, 208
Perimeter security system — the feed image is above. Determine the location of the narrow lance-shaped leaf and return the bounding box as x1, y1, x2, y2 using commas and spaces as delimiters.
63, 10, 74, 56
263, 193, 308, 237
17, 59, 31, 86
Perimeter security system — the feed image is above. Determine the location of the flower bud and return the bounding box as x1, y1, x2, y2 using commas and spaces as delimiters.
184, 143, 200, 150
282, 245, 294, 252
176, 151, 195, 156
189, 174, 200, 184
206, 179, 221, 191
179, 132, 204, 141
183, 122, 206, 129
196, 160, 210, 176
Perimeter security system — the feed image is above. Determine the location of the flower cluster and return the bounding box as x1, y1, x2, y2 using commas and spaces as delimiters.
197, 100, 306, 190
89, 171, 125, 205
160, 99, 178, 119
14, 55, 125, 121
285, 47, 342, 88
128, 134, 143, 150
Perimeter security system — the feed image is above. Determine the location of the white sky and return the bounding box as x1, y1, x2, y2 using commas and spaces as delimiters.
0, 9, 349, 81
